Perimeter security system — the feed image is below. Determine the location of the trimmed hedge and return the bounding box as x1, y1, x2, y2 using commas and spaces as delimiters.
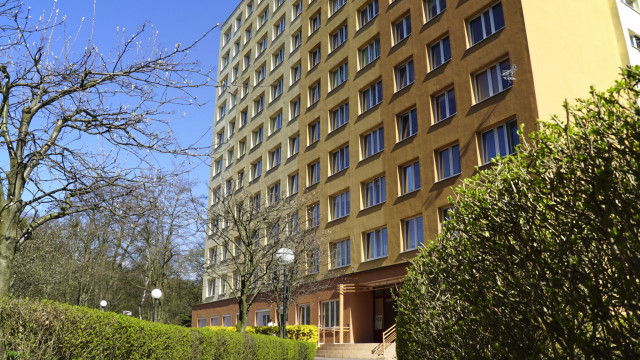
0, 298, 316, 360
205, 325, 318, 343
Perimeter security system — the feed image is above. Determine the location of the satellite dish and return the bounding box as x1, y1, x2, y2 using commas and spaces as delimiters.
502, 64, 517, 83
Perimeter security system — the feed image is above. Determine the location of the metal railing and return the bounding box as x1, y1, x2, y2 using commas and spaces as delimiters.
371, 323, 396, 357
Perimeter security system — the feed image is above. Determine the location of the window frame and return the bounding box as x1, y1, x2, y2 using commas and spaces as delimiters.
403, 215, 424, 251
363, 175, 386, 208
473, 58, 512, 103
364, 227, 388, 260
394, 59, 415, 91
468, 2, 505, 46
480, 118, 519, 164
393, 14, 412, 45
399, 160, 421, 194
330, 239, 351, 268
437, 144, 461, 180
330, 145, 350, 174
360, 80, 383, 113
433, 87, 456, 123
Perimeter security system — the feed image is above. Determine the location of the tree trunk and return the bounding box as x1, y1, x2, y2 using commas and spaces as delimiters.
236, 293, 249, 332
0, 237, 17, 299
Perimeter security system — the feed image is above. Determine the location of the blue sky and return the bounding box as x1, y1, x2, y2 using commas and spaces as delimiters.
26, 0, 239, 198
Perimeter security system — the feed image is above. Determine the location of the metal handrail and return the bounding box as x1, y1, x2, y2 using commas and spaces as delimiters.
372, 323, 396, 356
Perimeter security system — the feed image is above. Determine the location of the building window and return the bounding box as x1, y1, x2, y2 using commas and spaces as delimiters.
365, 227, 388, 260
207, 278, 216, 297
273, 47, 285, 68
298, 304, 311, 325
269, 147, 281, 168
291, 63, 302, 83
220, 278, 227, 295
222, 52, 230, 68
425, 0, 446, 20
308, 202, 320, 227
251, 159, 263, 180
309, 82, 321, 105
433, 88, 456, 123
255, 64, 266, 84
359, 37, 380, 69
630, 33, 640, 49
330, 145, 349, 174
237, 170, 245, 187
209, 247, 218, 264
292, 30, 302, 51
322, 300, 340, 328
271, 112, 283, 133
393, 14, 411, 44
241, 109, 248, 127
242, 80, 250, 98
330, 102, 349, 131
330, 63, 348, 90
245, 28, 253, 45
246, 1, 254, 16
256, 309, 270, 327
473, 58, 512, 102
210, 316, 220, 326
403, 215, 424, 250
429, 36, 451, 70
254, 94, 265, 114
197, 318, 207, 328
244, 53, 252, 70
290, 97, 301, 118
271, 78, 283, 100
468, 2, 505, 46
289, 172, 299, 195
293, 1, 302, 18
330, 190, 350, 220
225, 178, 233, 196
310, 12, 321, 34
400, 160, 421, 194
481, 119, 519, 164
239, 138, 247, 156
289, 133, 300, 156
331, 24, 348, 51
234, 40, 241, 56
331, 0, 346, 14
223, 314, 232, 327
227, 148, 234, 166
362, 126, 384, 159
395, 59, 414, 91
214, 157, 223, 175
363, 175, 386, 208
397, 108, 418, 141
257, 36, 268, 56
251, 192, 261, 212
308, 160, 320, 185
258, 8, 269, 28
268, 182, 281, 204
359, 0, 379, 28
330, 239, 350, 268
307, 250, 319, 274
218, 104, 227, 120
440, 206, 453, 231
309, 46, 321, 68
230, 92, 237, 108
308, 121, 320, 144
360, 81, 383, 113
274, 16, 286, 38
252, 126, 263, 147
437, 144, 461, 180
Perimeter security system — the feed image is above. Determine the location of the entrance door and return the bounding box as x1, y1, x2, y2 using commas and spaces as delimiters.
373, 288, 397, 342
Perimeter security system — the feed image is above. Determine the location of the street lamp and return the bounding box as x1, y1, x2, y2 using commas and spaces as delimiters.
276, 248, 294, 339
151, 288, 162, 322
100, 300, 107, 311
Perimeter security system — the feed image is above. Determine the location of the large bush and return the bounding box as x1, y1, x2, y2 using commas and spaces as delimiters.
397, 66, 640, 359
0, 298, 316, 360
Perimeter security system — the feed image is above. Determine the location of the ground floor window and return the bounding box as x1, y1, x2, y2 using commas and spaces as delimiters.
210, 316, 219, 326
256, 309, 271, 326
322, 300, 340, 328
197, 318, 207, 328
223, 314, 231, 327
298, 304, 311, 325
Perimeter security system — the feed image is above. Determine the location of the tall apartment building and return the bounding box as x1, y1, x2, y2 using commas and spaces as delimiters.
193, 0, 640, 344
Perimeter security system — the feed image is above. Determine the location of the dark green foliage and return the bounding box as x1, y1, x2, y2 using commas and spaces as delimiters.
0, 298, 316, 360
396, 66, 640, 359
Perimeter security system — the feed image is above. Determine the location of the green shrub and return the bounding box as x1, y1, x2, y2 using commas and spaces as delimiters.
204, 324, 318, 343
0, 298, 316, 360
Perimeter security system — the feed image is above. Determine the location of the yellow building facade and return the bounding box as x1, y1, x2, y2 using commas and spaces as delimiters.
194, 0, 640, 344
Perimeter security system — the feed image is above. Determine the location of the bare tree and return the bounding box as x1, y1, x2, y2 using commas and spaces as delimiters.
204, 187, 324, 332
0, 1, 215, 297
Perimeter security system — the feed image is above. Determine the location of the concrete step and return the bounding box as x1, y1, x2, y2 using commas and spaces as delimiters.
316, 343, 383, 359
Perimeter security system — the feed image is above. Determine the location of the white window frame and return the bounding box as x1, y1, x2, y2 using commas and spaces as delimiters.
403, 215, 424, 251
468, 2, 505, 46
360, 81, 383, 113
425, 0, 446, 21
362, 126, 384, 159
308, 202, 320, 227
330, 190, 350, 220
289, 172, 299, 195
251, 159, 263, 180
429, 36, 451, 70
364, 227, 388, 260
291, 63, 302, 83
330, 239, 350, 268
400, 160, 421, 194
480, 118, 519, 164
291, 97, 301, 119
395, 59, 415, 91
310, 12, 321, 34
331, 24, 348, 51
308, 161, 320, 185
331, 63, 349, 90
309, 82, 321, 105
252, 126, 263, 147
473, 58, 512, 103
397, 108, 418, 141
271, 112, 283, 133
393, 14, 412, 44
363, 175, 386, 208
437, 144, 461, 180
298, 304, 311, 325
269, 147, 281, 168
359, 0, 379, 28
330, 102, 349, 131
256, 309, 271, 327
310, 46, 321, 68
330, 145, 349, 174
289, 133, 300, 157
359, 38, 380, 69
433, 88, 456, 123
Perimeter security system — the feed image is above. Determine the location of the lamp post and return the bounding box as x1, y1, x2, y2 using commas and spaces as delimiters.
99, 300, 107, 311
151, 288, 162, 322
276, 248, 294, 339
